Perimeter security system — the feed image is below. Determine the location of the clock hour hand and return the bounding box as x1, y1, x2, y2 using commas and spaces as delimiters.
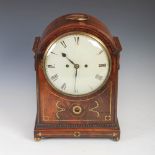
61, 53, 75, 65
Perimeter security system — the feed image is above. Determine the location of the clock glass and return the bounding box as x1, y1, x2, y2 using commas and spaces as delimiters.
43, 32, 111, 96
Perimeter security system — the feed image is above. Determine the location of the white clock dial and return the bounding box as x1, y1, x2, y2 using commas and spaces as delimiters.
43, 32, 111, 96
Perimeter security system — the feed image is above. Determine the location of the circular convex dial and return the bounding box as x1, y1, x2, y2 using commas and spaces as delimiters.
43, 32, 111, 96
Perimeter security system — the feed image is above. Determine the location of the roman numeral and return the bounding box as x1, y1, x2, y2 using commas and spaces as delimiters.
98, 50, 103, 55
51, 74, 58, 82
99, 64, 106, 67
74, 36, 79, 45
61, 83, 66, 90
95, 74, 103, 81
51, 51, 57, 55
60, 41, 67, 48
47, 64, 55, 68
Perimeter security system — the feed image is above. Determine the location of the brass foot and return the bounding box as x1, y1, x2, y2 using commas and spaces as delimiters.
113, 136, 120, 141
34, 137, 41, 141
112, 132, 120, 141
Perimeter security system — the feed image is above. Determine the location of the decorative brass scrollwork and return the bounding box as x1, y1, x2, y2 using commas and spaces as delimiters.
56, 101, 65, 120
89, 101, 100, 118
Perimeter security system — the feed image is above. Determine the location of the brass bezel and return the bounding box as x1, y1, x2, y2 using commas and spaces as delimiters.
43, 31, 112, 97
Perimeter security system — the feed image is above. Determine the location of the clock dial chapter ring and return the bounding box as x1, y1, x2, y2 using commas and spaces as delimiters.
43, 31, 112, 97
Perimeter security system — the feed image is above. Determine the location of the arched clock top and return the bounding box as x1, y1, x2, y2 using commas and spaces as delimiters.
33, 13, 122, 56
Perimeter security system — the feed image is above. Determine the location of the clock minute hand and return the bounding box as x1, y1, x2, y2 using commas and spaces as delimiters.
61, 53, 75, 65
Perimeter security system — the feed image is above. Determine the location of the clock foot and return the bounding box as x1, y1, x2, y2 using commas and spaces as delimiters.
112, 132, 120, 141
113, 136, 120, 141
34, 137, 41, 141
34, 131, 42, 141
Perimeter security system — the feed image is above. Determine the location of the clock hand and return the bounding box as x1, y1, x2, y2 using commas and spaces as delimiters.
74, 64, 79, 93
61, 53, 80, 92
74, 67, 78, 92
61, 53, 75, 65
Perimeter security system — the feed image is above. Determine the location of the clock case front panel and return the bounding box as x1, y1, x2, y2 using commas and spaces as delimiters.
32, 13, 122, 141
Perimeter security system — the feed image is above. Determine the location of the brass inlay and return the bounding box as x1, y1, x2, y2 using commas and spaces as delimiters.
105, 115, 111, 121
34, 132, 119, 140
42, 82, 113, 122
89, 101, 100, 118
110, 82, 112, 114
56, 101, 65, 120
73, 131, 81, 137
72, 105, 82, 115
42, 96, 52, 121
43, 116, 51, 121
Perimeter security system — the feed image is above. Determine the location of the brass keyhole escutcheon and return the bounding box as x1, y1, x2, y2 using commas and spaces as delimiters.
72, 105, 82, 115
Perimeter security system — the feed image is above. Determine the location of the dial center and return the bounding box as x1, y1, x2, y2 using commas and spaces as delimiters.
74, 64, 79, 69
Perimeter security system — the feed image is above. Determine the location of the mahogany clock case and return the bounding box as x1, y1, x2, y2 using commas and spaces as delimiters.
32, 13, 122, 141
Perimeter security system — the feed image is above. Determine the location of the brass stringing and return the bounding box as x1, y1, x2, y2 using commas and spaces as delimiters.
43, 82, 112, 122
56, 101, 65, 119
89, 101, 100, 118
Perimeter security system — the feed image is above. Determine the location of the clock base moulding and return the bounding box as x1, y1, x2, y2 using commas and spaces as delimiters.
34, 122, 120, 141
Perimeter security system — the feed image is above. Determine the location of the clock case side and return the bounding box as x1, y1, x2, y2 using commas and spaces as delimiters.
32, 13, 122, 141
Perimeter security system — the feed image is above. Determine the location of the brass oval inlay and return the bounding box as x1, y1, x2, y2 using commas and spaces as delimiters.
73, 131, 80, 137
72, 105, 82, 115
66, 14, 88, 21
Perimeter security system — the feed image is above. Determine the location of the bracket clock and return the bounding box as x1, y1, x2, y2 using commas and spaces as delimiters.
32, 13, 122, 141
